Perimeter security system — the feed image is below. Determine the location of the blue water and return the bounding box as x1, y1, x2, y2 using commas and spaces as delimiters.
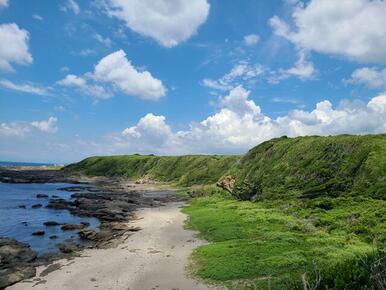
0, 161, 55, 167
0, 183, 99, 255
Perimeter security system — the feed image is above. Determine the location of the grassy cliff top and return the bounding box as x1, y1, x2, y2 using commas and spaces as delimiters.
65, 154, 239, 186
228, 134, 386, 200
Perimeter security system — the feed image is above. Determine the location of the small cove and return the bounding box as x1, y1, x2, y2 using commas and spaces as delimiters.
0, 182, 100, 255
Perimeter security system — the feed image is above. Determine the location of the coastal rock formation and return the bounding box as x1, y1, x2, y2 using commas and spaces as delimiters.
216, 175, 235, 193
0, 238, 37, 289
43, 221, 61, 226
31, 231, 45, 236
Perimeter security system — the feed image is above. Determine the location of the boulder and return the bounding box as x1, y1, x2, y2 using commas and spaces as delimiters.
0, 238, 37, 289
77, 229, 98, 241
32, 231, 45, 236
58, 243, 79, 254
31, 204, 43, 209
44, 221, 61, 226
60, 223, 85, 231
36, 194, 48, 198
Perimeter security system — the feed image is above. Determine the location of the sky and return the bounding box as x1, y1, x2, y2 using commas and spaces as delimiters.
0, 0, 386, 163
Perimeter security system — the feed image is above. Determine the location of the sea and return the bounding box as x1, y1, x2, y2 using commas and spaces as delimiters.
0, 182, 100, 255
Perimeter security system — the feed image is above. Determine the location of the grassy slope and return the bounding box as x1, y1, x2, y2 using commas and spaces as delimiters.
229, 134, 386, 200
183, 134, 386, 289
65, 154, 239, 186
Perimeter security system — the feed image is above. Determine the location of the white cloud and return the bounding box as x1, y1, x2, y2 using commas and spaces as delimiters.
0, 122, 30, 137
119, 87, 386, 154
0, 117, 58, 137
103, 0, 210, 47
94, 33, 112, 46
243, 34, 260, 46
346, 67, 386, 89
31, 117, 58, 133
32, 14, 43, 21
57, 50, 166, 100
269, 0, 386, 62
60, 0, 80, 14
269, 50, 316, 83
0, 0, 9, 8
93, 50, 166, 100
57, 74, 110, 100
203, 61, 265, 91
0, 23, 32, 71
0, 79, 48, 95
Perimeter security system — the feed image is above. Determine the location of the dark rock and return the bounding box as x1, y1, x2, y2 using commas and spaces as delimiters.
127, 226, 142, 232
21, 221, 28, 226
0, 238, 37, 289
51, 195, 60, 198
18, 205, 26, 209
32, 204, 43, 208
60, 223, 85, 231
58, 243, 79, 254
46, 199, 73, 210
36, 194, 49, 198
49, 235, 58, 240
44, 221, 61, 226
78, 229, 98, 241
32, 231, 45, 236
80, 221, 90, 227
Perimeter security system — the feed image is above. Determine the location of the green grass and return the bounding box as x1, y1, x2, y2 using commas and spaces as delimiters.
183, 195, 384, 289
65, 154, 239, 186
228, 134, 386, 200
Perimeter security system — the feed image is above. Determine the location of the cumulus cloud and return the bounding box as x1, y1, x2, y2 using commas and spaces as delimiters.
243, 34, 260, 46
0, 117, 58, 137
119, 86, 386, 154
31, 117, 58, 133
103, 0, 210, 47
0, 23, 32, 71
203, 61, 265, 91
57, 50, 166, 100
60, 0, 80, 14
0, 79, 49, 95
346, 67, 386, 89
269, 0, 386, 62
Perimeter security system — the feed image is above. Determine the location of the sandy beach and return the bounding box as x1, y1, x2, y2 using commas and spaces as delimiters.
7, 202, 218, 290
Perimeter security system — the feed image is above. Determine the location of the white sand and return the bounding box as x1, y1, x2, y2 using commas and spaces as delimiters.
8, 202, 219, 290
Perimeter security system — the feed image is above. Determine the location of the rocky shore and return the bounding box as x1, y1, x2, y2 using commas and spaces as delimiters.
0, 167, 181, 289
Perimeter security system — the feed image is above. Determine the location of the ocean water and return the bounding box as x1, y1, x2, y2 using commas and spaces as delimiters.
0, 182, 99, 255
0, 161, 54, 167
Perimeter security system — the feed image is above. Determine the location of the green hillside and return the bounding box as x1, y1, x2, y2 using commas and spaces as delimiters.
65, 154, 239, 186
227, 134, 386, 201
183, 134, 386, 289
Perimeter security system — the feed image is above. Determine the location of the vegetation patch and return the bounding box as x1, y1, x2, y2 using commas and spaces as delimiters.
183, 195, 384, 289
65, 154, 239, 186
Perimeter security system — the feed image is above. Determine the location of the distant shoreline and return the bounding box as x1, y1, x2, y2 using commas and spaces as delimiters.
0, 161, 57, 168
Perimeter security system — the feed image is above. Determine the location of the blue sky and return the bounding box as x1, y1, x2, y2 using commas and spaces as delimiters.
1, 0, 386, 163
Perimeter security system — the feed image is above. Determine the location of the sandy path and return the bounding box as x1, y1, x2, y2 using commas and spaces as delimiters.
8, 202, 218, 290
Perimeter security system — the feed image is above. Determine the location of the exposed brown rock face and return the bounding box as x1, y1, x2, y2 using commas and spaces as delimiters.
216, 175, 235, 193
